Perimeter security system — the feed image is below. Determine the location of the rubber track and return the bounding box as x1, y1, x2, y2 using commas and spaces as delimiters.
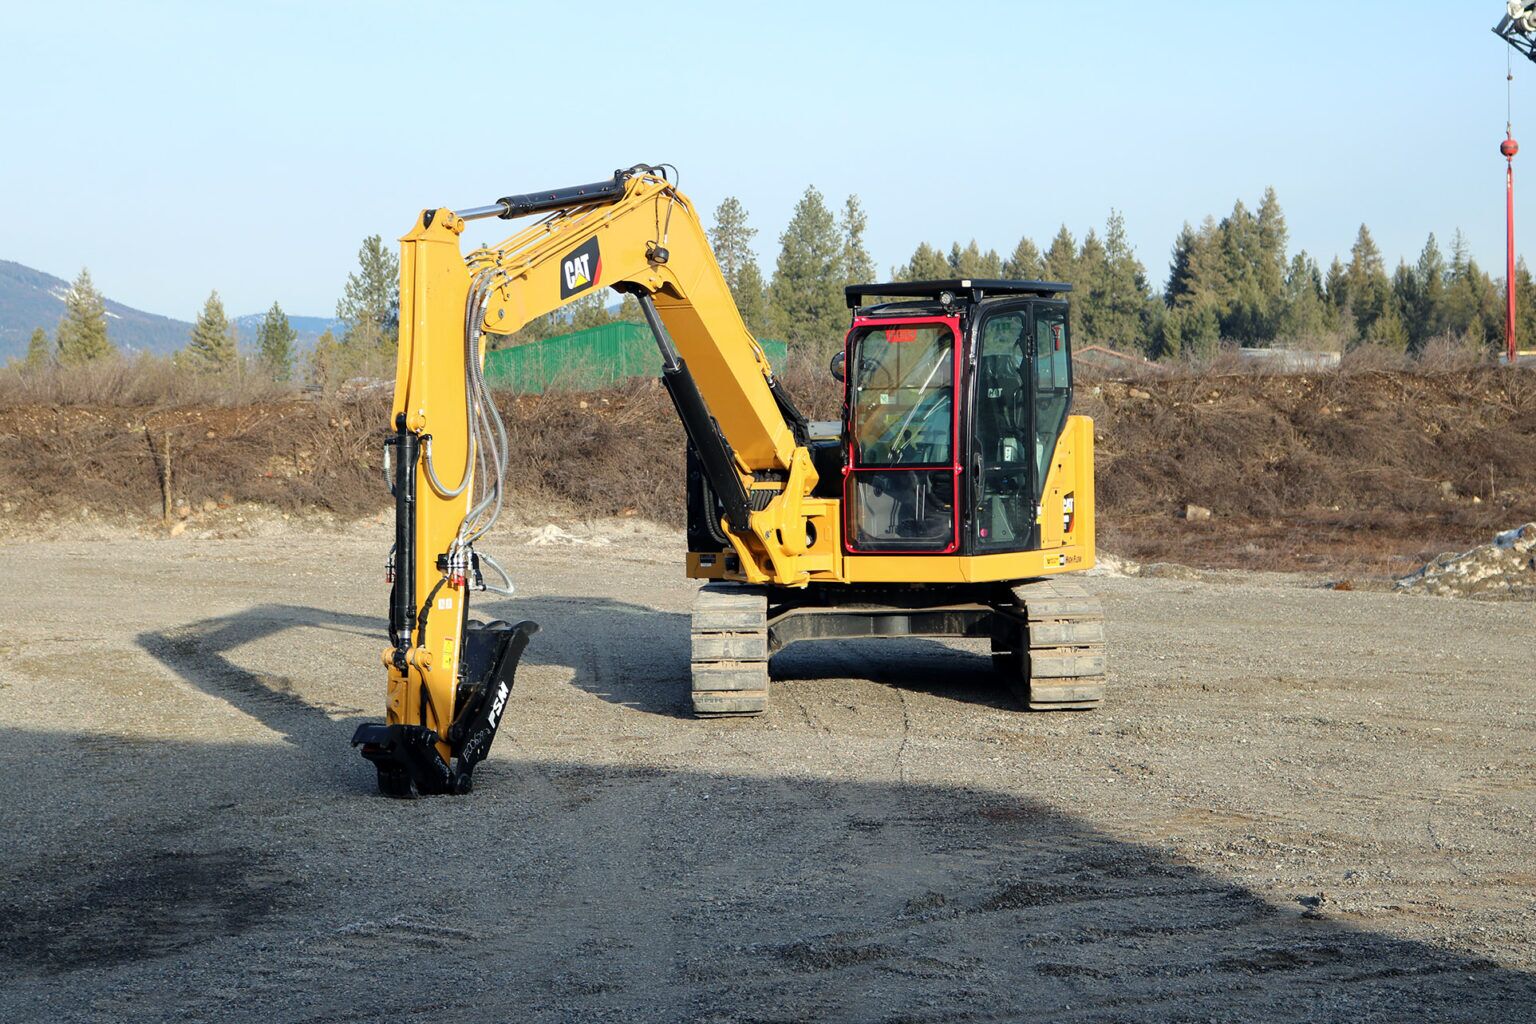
690, 583, 769, 716
1002, 577, 1107, 711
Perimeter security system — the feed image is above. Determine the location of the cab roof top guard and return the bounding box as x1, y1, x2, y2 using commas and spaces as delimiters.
845, 279, 1072, 309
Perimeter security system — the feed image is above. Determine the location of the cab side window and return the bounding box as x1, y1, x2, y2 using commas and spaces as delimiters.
973, 311, 1032, 550
1032, 306, 1071, 498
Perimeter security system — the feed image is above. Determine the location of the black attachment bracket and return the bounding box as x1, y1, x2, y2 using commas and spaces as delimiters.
353, 619, 538, 797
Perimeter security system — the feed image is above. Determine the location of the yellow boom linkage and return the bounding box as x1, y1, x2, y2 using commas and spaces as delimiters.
354, 166, 826, 795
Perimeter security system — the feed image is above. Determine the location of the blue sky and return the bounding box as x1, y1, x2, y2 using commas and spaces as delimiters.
0, 1, 1525, 319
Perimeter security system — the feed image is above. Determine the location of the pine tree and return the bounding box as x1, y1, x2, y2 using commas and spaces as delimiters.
1369, 306, 1410, 351
1344, 225, 1391, 344
734, 262, 768, 335
1088, 210, 1154, 351
24, 327, 50, 371
256, 301, 297, 381
840, 195, 876, 285
1037, 226, 1081, 339
945, 239, 1000, 278
1003, 236, 1043, 279
1217, 199, 1268, 344
55, 268, 114, 366
1043, 225, 1077, 286
894, 242, 951, 281
1324, 256, 1350, 315
709, 197, 769, 334
1513, 258, 1536, 353
1166, 224, 1198, 304
569, 294, 615, 331
309, 328, 340, 389
1075, 229, 1109, 342
1161, 191, 1289, 346
615, 292, 643, 324
1253, 187, 1289, 335
1443, 231, 1503, 350
1412, 233, 1448, 347
1158, 300, 1221, 361
1449, 228, 1472, 278
337, 235, 400, 349
766, 186, 847, 355
1196, 218, 1232, 301
1276, 252, 1329, 344
1389, 261, 1420, 352
709, 197, 758, 292
186, 290, 238, 370
1160, 216, 1228, 359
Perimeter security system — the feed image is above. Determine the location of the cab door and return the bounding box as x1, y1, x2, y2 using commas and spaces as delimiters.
970, 301, 1072, 553
971, 305, 1036, 551
843, 317, 961, 554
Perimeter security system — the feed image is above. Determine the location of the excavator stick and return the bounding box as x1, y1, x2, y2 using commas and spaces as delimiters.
351, 410, 537, 797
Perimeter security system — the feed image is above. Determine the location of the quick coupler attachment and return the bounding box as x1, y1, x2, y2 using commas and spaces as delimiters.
352, 619, 538, 797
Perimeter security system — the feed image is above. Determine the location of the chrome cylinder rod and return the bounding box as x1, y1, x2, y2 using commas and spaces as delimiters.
454, 203, 511, 222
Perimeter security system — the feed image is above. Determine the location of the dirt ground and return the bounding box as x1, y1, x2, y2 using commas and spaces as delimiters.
1, 524, 1533, 1023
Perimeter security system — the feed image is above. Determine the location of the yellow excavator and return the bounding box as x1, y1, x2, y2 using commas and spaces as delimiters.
353, 165, 1105, 796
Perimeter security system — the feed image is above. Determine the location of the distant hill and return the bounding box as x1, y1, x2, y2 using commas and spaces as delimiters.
0, 260, 341, 362
0, 260, 193, 359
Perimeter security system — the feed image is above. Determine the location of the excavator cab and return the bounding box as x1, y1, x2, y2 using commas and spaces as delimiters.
685, 277, 1101, 719
836, 280, 1073, 558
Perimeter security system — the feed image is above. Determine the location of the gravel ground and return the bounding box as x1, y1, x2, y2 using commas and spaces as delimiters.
1, 525, 1533, 1023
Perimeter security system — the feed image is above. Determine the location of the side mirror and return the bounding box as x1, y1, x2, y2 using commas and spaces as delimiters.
829, 351, 846, 382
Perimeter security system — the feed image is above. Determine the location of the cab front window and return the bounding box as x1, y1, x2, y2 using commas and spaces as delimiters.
850, 324, 954, 466
845, 321, 958, 553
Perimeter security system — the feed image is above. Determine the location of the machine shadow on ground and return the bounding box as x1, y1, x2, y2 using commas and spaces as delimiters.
503, 594, 1018, 717
136, 604, 381, 788
136, 597, 1032, 752
1, 717, 1531, 1022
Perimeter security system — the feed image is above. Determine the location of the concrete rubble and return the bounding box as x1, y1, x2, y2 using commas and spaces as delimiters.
1395, 522, 1536, 599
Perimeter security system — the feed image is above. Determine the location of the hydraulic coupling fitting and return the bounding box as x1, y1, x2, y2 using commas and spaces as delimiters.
443, 544, 470, 590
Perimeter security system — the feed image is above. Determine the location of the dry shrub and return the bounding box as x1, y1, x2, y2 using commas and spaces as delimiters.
1339, 343, 1412, 373
1415, 333, 1490, 373
504, 363, 1536, 571
3, 354, 1533, 578
0, 396, 390, 519
495, 352, 844, 522
775, 349, 843, 420
0, 355, 295, 408
499, 379, 683, 519
1091, 367, 1536, 563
